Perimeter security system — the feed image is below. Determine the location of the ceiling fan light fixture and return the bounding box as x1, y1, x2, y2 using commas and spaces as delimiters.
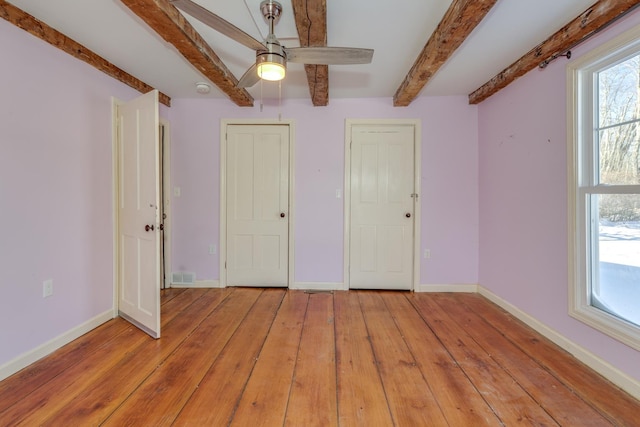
256, 52, 286, 81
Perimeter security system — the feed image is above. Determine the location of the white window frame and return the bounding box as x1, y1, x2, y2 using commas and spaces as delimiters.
568, 25, 640, 351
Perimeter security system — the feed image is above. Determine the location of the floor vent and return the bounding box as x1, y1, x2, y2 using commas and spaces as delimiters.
171, 271, 196, 286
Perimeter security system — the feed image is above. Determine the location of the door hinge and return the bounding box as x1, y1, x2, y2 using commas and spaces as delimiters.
410, 193, 419, 199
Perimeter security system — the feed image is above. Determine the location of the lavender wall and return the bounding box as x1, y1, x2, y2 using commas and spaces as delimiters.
478, 10, 640, 381
0, 19, 146, 367
169, 96, 479, 285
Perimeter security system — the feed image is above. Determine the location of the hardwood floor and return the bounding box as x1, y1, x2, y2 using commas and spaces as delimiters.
0, 288, 638, 426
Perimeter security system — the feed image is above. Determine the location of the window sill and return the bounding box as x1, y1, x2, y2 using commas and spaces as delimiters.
570, 303, 640, 352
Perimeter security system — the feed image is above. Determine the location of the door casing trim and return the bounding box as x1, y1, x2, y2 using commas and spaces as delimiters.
343, 119, 421, 291
159, 119, 172, 290
219, 119, 296, 288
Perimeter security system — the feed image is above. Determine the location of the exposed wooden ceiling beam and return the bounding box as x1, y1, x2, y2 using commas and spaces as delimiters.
291, 0, 328, 106
469, 0, 640, 105
0, 0, 171, 107
393, 0, 499, 107
120, 0, 254, 107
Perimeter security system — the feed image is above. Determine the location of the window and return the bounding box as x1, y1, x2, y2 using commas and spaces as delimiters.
568, 26, 640, 350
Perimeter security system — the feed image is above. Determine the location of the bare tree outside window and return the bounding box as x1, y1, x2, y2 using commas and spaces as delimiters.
592, 54, 640, 327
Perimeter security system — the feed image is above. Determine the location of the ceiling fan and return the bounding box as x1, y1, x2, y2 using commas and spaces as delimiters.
170, 0, 374, 88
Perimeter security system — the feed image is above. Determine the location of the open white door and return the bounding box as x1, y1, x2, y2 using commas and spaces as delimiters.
116, 90, 161, 338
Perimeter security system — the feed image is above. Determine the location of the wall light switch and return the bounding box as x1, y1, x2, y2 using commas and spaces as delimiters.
174, 187, 181, 197
43, 279, 53, 298
336, 189, 342, 199
423, 249, 431, 259
209, 244, 217, 255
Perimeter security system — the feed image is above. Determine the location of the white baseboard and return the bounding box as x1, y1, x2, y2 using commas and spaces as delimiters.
0, 309, 114, 381
477, 286, 640, 400
170, 280, 221, 288
291, 282, 344, 291
415, 283, 479, 293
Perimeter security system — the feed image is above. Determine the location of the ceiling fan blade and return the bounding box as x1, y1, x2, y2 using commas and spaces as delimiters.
171, 0, 265, 51
238, 64, 260, 88
284, 47, 374, 65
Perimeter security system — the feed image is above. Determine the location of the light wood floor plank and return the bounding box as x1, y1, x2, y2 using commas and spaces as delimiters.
381, 292, 500, 426
160, 286, 186, 305
172, 288, 286, 426
160, 287, 210, 324
359, 291, 449, 426
229, 291, 308, 427
284, 292, 338, 427
433, 293, 612, 426
334, 291, 395, 426
2, 324, 149, 425
39, 288, 230, 426
0, 317, 130, 414
0, 289, 638, 426
410, 293, 560, 426
461, 293, 640, 427
101, 287, 254, 426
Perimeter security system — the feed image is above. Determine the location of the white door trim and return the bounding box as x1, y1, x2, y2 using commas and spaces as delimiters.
112, 98, 120, 317
219, 119, 296, 288
343, 119, 421, 291
160, 119, 172, 289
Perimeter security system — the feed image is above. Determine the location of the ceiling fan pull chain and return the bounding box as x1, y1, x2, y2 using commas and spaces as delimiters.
260, 78, 264, 112
278, 80, 282, 121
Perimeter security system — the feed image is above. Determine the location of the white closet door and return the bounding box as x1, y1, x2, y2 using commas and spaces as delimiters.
226, 124, 289, 287
350, 124, 415, 290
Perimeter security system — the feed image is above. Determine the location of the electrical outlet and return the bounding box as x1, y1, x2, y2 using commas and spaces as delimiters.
43, 279, 53, 298
423, 249, 431, 259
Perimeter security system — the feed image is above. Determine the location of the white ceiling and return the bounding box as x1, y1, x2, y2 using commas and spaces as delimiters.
8, 0, 597, 103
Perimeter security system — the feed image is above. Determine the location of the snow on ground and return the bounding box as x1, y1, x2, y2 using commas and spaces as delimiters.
597, 222, 640, 326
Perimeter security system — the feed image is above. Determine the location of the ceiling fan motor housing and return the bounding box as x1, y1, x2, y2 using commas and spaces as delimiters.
258, 34, 286, 60
256, 35, 286, 80
260, 0, 282, 25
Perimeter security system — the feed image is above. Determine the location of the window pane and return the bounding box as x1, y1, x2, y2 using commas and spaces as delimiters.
598, 55, 640, 128
598, 124, 640, 185
591, 194, 640, 327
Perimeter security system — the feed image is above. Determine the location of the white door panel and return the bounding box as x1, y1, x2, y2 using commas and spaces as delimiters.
117, 90, 160, 338
226, 125, 289, 287
350, 125, 415, 290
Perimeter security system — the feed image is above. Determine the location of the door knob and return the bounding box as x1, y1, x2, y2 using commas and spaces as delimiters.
159, 224, 164, 231
405, 213, 411, 218
280, 213, 286, 218
145, 224, 155, 232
